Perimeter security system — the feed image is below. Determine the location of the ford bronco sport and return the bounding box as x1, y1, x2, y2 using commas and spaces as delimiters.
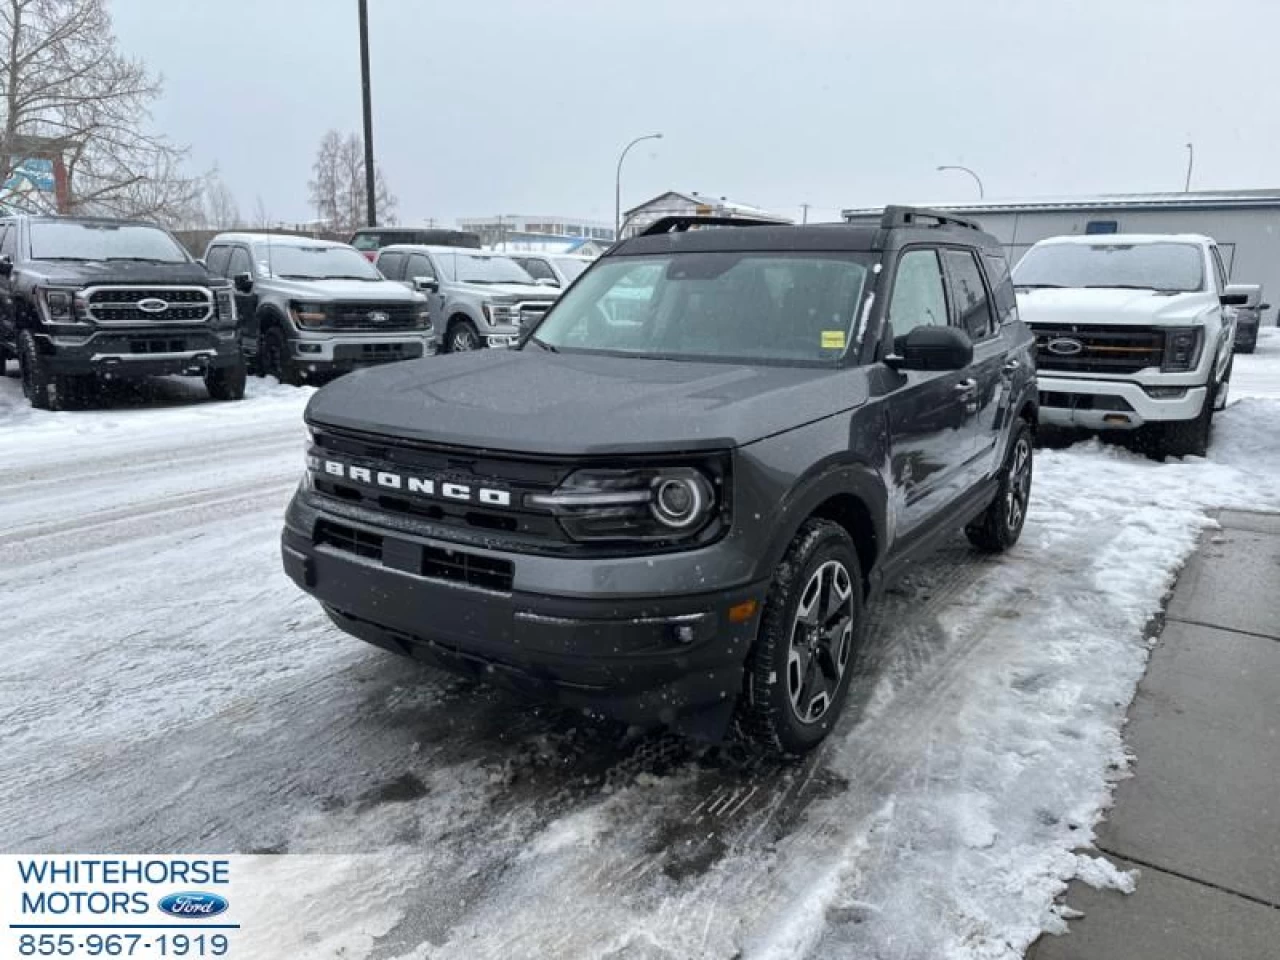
283, 207, 1038, 755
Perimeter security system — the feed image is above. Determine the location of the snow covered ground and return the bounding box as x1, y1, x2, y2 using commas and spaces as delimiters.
2, 332, 1279, 960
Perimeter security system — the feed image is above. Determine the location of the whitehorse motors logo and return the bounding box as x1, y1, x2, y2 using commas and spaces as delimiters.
312, 457, 512, 507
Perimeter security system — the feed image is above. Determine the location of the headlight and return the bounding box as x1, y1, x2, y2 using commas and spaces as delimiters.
38, 287, 87, 324
290, 301, 330, 328
482, 301, 519, 326
1162, 327, 1203, 372
416, 308, 432, 330
527, 463, 726, 543
214, 288, 236, 324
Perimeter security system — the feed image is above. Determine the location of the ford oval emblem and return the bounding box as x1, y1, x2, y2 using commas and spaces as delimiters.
1046, 337, 1084, 356
157, 892, 229, 919
137, 297, 169, 313
366, 310, 389, 324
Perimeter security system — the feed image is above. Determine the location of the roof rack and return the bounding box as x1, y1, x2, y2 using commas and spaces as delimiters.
844, 205, 982, 232
637, 214, 785, 237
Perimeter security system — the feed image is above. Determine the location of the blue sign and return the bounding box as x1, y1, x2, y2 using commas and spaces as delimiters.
157, 892, 230, 919
4, 157, 55, 192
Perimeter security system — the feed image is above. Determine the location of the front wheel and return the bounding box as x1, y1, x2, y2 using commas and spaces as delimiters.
966, 420, 1034, 553
18, 329, 53, 410
736, 518, 865, 757
446, 319, 481, 353
1154, 383, 1215, 459
205, 359, 247, 401
261, 328, 301, 386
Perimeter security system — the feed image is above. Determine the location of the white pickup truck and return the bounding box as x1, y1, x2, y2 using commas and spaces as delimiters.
1012, 234, 1247, 458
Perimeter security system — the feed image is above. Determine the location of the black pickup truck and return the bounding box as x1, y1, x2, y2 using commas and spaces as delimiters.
0, 215, 244, 409
283, 207, 1038, 755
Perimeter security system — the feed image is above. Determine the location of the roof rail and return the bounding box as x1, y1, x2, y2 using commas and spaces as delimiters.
844, 205, 982, 232
637, 214, 784, 237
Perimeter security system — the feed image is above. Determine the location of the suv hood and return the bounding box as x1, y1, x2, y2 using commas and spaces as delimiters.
451, 281, 558, 300
266, 277, 420, 301
1017, 287, 1218, 327
25, 260, 217, 286
305, 349, 866, 456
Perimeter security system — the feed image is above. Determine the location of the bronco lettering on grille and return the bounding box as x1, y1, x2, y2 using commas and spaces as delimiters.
317, 458, 512, 507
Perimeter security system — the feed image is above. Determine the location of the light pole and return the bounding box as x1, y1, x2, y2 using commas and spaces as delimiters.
358, 0, 377, 227
615, 133, 662, 238
937, 164, 985, 199
1184, 142, 1194, 192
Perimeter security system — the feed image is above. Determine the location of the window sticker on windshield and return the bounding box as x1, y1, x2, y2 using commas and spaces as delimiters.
821, 330, 846, 350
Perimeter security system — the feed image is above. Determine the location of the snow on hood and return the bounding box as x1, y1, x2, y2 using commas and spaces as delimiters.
1017, 287, 1218, 327
264, 276, 422, 302
452, 281, 559, 300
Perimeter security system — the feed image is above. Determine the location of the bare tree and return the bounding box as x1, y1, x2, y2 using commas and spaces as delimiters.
0, 0, 198, 222
251, 194, 270, 229
307, 129, 395, 233
201, 171, 239, 229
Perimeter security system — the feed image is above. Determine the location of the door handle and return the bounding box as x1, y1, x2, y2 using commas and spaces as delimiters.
954, 378, 978, 394
1002, 359, 1021, 375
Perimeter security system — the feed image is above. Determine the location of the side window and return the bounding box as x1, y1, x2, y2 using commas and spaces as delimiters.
1210, 246, 1229, 291
378, 251, 406, 281
887, 248, 949, 337
521, 258, 557, 284
227, 246, 252, 279
405, 253, 435, 282
351, 232, 380, 252
0, 223, 15, 258
943, 249, 995, 340
205, 246, 231, 277
981, 251, 1017, 325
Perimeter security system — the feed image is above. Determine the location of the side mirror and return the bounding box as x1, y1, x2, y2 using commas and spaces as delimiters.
0, 255, 12, 277
412, 276, 438, 292
1221, 282, 1258, 307
887, 325, 974, 372
1260, 303, 1272, 311
233, 272, 254, 294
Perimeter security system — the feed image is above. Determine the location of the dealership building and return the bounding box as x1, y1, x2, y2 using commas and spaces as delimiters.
845, 189, 1280, 324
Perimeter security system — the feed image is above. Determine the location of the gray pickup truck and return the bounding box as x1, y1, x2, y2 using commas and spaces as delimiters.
374, 245, 559, 352
204, 233, 435, 384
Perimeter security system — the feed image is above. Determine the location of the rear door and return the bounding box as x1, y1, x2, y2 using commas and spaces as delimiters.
882, 246, 980, 537
941, 247, 1004, 482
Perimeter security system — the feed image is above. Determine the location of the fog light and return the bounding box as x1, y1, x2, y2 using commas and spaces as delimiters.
1103, 414, 1131, 425
298, 343, 322, 354
1145, 386, 1187, 399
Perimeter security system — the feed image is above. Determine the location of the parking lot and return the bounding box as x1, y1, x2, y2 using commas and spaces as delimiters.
2, 330, 1278, 958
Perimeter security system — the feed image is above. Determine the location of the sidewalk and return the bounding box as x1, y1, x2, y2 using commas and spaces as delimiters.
1029, 509, 1280, 960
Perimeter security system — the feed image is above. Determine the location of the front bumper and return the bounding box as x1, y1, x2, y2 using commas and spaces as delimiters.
1037, 374, 1207, 430
39, 326, 240, 377
282, 492, 764, 735
292, 332, 438, 370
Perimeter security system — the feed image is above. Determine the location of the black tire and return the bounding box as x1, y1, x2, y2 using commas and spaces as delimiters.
1156, 381, 1215, 459
54, 374, 96, 410
205, 359, 247, 401
0, 339, 12, 376
736, 518, 865, 757
261, 327, 301, 386
18, 329, 53, 410
446, 318, 481, 353
966, 420, 1034, 553
1213, 356, 1233, 412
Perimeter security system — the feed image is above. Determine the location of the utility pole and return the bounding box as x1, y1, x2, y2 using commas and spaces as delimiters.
800, 203, 811, 225
615, 133, 663, 238
357, 0, 377, 227
937, 165, 985, 199
1184, 142, 1194, 192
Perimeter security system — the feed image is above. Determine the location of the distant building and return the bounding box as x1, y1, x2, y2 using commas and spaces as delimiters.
843, 189, 1280, 321
456, 215, 616, 249
620, 191, 792, 237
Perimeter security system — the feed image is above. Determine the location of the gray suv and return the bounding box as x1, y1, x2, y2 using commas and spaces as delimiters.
204, 233, 435, 384
374, 245, 559, 352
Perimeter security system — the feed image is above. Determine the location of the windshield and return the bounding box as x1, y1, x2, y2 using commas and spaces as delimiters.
252, 243, 381, 280
439, 252, 534, 285
28, 222, 189, 263
1014, 241, 1204, 293
530, 252, 871, 364
553, 258, 590, 282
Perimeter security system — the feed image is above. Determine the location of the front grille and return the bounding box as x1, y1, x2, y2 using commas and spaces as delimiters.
315, 518, 513, 591
127, 338, 187, 355
1039, 391, 1134, 411
1030, 324, 1165, 375
516, 301, 552, 329
86, 287, 213, 325
329, 302, 418, 329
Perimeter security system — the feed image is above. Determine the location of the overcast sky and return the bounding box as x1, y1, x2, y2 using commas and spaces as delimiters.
112, 0, 1280, 228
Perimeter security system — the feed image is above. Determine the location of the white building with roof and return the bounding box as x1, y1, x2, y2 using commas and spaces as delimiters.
620, 191, 792, 238
844, 189, 1280, 323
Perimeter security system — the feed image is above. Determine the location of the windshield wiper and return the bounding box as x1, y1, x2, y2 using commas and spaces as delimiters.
276, 273, 319, 280
1014, 282, 1063, 289
104, 257, 181, 263
317, 275, 376, 280
1082, 284, 1155, 290
32, 256, 89, 261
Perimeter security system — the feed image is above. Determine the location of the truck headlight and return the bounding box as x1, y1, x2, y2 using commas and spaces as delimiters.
416, 308, 432, 330
290, 301, 330, 328
1162, 327, 1203, 372
38, 287, 87, 325
214, 289, 236, 324
527, 462, 727, 543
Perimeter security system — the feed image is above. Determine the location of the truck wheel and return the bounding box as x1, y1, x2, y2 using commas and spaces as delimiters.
18, 330, 53, 410
54, 374, 96, 410
736, 518, 865, 757
262, 328, 301, 386
966, 420, 1034, 553
205, 359, 247, 401
0, 340, 12, 375
1213, 356, 1232, 412
1156, 384, 1214, 459
447, 319, 480, 353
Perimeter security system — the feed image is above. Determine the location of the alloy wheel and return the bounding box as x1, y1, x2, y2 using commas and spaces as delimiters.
786, 559, 855, 724
1005, 436, 1032, 531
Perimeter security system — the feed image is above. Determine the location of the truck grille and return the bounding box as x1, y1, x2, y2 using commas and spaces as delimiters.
329, 302, 418, 329
86, 286, 213, 325
517, 301, 552, 329
1030, 325, 1166, 375
316, 518, 514, 591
